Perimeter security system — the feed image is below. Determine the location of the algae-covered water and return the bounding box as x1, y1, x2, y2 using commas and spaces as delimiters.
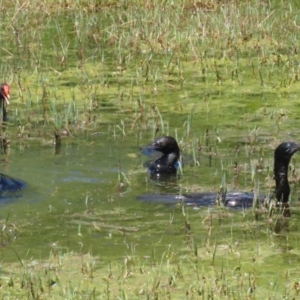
2, 0, 300, 298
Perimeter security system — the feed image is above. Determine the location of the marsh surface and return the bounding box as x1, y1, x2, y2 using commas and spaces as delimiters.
2, 1, 300, 297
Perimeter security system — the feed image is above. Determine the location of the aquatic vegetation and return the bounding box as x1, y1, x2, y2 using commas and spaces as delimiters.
0, 0, 300, 298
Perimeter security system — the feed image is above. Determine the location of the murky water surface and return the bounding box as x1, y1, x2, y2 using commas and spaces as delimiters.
2, 131, 300, 270
1, 3, 300, 294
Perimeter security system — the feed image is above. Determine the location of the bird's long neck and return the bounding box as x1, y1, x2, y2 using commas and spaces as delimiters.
2, 106, 7, 122
167, 151, 179, 165
274, 160, 290, 203
0, 100, 6, 122
158, 151, 178, 167
151, 150, 179, 174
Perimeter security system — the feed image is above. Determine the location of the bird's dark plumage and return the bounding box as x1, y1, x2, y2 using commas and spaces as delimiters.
0, 173, 26, 193
273, 141, 299, 204
140, 136, 180, 174
138, 141, 299, 210
0, 83, 10, 122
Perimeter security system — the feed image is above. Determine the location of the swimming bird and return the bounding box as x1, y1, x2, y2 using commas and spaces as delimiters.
0, 173, 26, 194
140, 136, 180, 174
0, 83, 10, 122
138, 140, 299, 211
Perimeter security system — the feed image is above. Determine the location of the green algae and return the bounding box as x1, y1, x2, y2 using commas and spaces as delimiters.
0, 0, 300, 298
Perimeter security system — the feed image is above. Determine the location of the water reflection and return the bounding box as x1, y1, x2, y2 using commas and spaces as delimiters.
137, 189, 265, 209
146, 173, 181, 192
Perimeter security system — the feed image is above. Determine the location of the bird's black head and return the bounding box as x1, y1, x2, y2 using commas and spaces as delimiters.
148, 136, 179, 155
275, 142, 299, 165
